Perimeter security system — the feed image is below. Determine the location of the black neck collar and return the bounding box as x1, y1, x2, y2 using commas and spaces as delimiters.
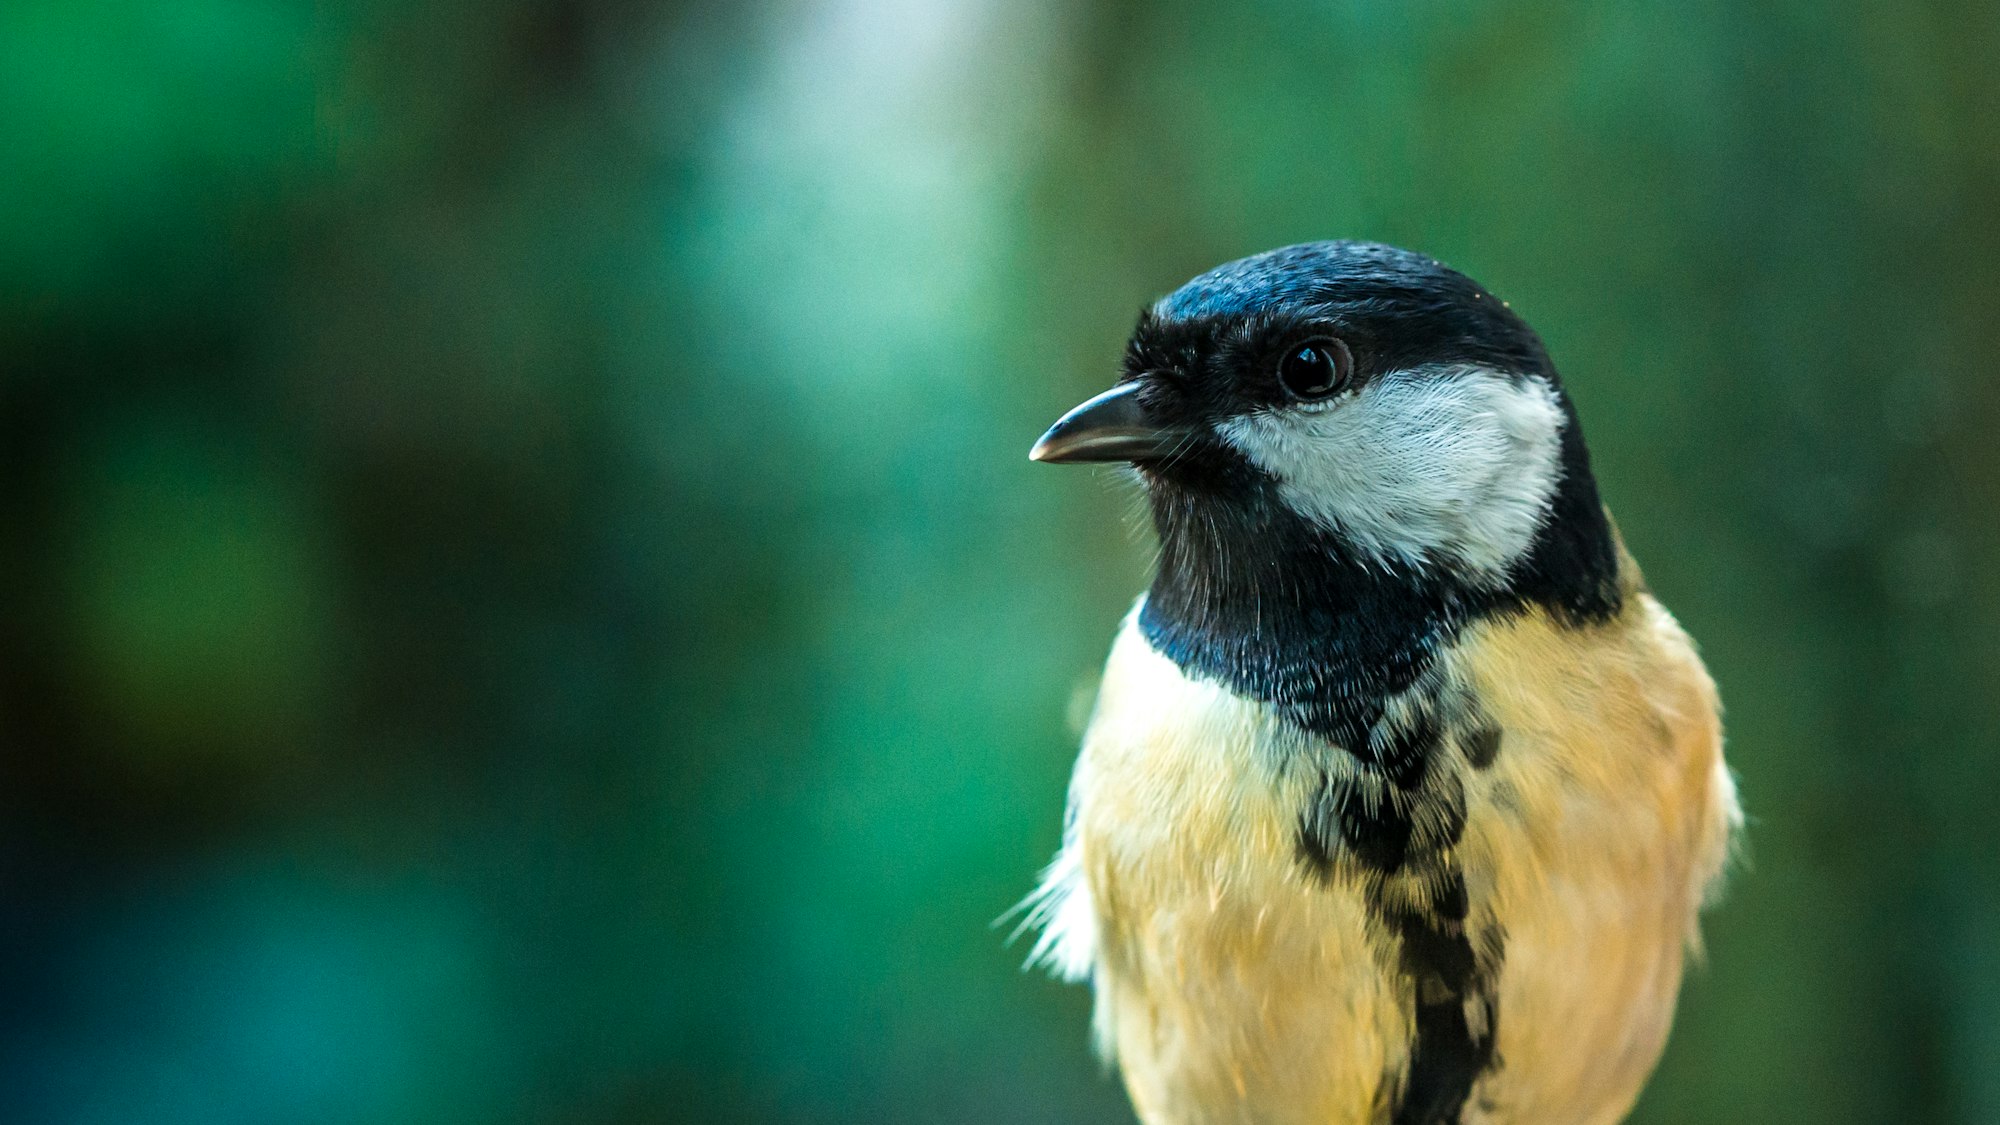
1135, 417, 1621, 760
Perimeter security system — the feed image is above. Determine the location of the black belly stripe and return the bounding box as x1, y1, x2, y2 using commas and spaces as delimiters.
1294, 706, 1499, 1125
1384, 875, 1500, 1125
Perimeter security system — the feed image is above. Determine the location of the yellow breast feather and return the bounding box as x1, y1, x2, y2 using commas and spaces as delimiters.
1029, 593, 1738, 1125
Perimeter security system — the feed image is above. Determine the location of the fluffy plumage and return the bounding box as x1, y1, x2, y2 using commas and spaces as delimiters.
1024, 241, 1740, 1125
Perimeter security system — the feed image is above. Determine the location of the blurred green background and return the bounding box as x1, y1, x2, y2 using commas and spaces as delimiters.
4, 1, 1999, 1122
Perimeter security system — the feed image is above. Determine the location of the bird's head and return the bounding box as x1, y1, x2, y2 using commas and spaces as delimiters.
1033, 241, 1617, 610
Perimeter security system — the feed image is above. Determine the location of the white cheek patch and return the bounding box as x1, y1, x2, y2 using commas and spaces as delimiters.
1216, 366, 1568, 579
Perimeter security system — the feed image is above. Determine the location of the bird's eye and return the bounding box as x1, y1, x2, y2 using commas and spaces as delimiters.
1276, 338, 1353, 400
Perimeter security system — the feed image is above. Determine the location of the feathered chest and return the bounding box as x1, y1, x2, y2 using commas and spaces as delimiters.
1032, 598, 1736, 1125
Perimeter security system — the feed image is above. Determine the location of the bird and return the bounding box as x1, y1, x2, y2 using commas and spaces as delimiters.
1021, 240, 1740, 1125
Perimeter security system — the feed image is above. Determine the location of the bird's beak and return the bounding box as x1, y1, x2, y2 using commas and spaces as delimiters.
1029, 382, 1191, 464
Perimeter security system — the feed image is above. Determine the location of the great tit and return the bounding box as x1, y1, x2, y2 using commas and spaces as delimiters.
1023, 241, 1740, 1125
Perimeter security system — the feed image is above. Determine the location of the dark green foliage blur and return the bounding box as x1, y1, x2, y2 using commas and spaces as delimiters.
4, 0, 1998, 1121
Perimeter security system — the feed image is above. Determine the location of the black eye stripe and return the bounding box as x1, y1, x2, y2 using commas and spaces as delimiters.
1277, 337, 1353, 400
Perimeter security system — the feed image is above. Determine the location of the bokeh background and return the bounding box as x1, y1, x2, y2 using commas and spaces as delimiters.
5, 1, 2000, 1122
